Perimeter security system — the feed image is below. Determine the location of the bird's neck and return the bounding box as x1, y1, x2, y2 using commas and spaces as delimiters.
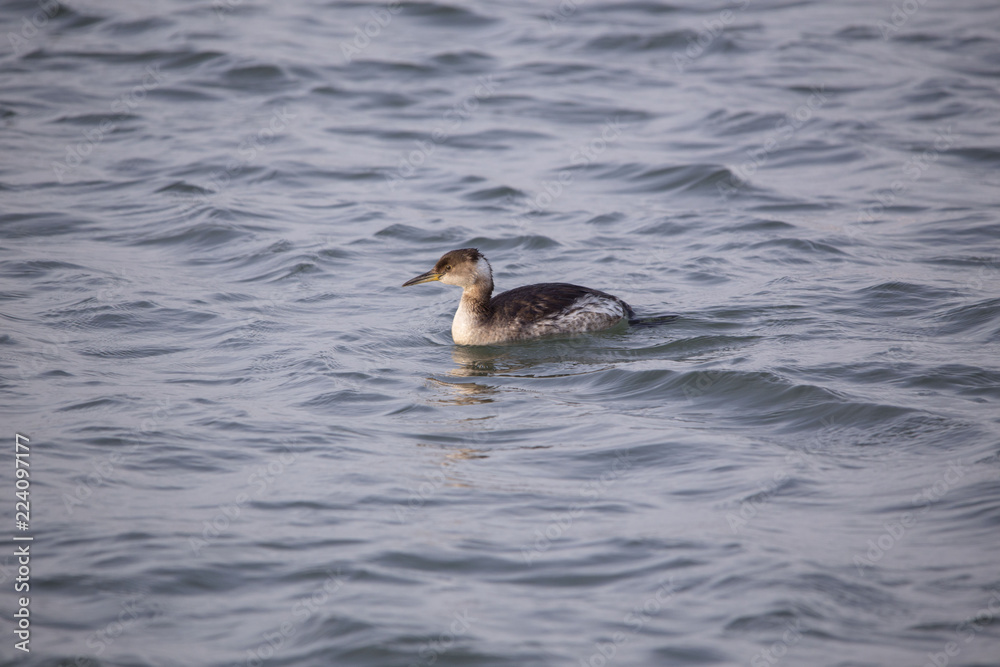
452, 281, 493, 344
460, 280, 493, 317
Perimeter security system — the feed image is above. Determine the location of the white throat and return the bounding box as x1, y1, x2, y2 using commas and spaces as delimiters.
451, 293, 481, 345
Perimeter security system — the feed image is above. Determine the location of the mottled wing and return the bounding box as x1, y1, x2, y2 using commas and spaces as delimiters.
490, 283, 633, 323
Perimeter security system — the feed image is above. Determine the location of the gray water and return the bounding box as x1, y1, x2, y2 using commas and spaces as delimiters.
2, 0, 1000, 665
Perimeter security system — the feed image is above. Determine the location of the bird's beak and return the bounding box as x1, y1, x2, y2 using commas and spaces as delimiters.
402, 269, 442, 287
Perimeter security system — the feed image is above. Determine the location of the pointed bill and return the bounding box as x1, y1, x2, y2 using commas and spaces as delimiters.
402, 269, 442, 287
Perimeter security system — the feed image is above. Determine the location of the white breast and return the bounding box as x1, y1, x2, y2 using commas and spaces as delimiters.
451, 297, 481, 345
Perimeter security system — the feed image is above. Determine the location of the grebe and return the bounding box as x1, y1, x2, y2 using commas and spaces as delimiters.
402, 248, 635, 345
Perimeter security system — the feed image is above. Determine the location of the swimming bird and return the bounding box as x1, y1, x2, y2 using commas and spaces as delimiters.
402, 248, 634, 345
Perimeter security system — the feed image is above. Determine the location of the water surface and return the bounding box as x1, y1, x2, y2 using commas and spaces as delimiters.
1, 0, 1000, 665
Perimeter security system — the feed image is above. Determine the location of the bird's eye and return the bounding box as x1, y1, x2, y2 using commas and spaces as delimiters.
444, 265, 451, 272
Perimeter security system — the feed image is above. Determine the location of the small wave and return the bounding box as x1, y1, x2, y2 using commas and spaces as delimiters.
593, 162, 735, 194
